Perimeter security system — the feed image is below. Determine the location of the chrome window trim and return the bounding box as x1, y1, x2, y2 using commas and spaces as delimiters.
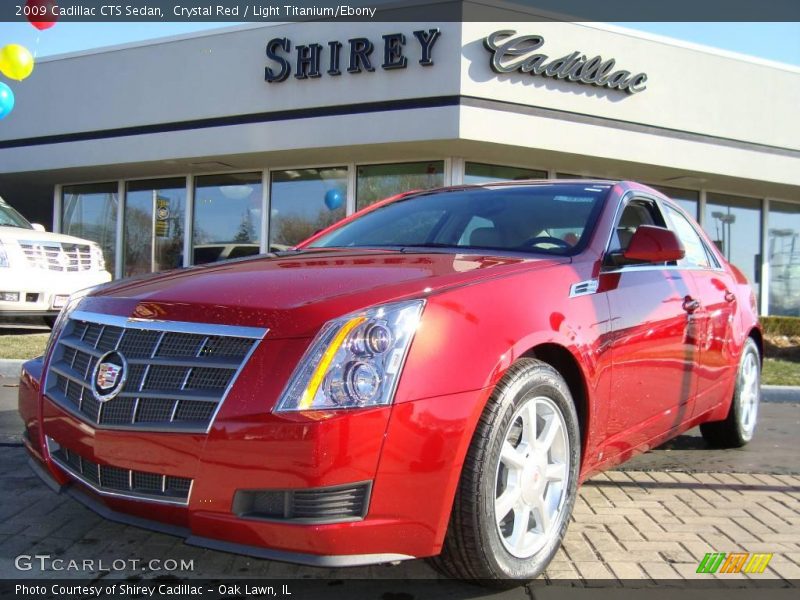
601, 264, 720, 275
46, 436, 193, 507
43, 311, 267, 434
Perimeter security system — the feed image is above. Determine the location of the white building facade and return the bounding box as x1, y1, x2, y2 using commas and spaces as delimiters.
0, 15, 798, 315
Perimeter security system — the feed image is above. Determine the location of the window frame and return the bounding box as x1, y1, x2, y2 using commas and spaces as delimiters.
602, 192, 670, 269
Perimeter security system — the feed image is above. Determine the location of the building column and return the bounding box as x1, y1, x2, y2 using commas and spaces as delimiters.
450, 157, 465, 185
52, 185, 62, 233
183, 175, 194, 268
698, 189, 707, 228
114, 180, 125, 279
260, 169, 270, 253
346, 162, 357, 216
761, 198, 770, 316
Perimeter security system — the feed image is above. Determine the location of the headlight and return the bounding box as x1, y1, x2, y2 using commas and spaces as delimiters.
90, 244, 105, 270
276, 299, 425, 412
43, 285, 98, 360
0, 241, 9, 268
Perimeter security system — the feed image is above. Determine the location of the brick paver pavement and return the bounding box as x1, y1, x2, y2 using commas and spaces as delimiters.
0, 446, 798, 585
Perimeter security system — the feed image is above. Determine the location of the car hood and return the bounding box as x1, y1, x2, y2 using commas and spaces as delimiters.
83, 249, 565, 339
0, 225, 99, 246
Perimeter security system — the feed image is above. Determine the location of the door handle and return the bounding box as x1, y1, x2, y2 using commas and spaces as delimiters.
682, 296, 700, 313
724, 291, 736, 303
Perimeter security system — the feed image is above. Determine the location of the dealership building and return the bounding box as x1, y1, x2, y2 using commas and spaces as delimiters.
0, 10, 798, 315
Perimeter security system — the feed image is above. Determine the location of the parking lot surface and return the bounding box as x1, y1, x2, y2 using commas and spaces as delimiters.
0, 376, 798, 594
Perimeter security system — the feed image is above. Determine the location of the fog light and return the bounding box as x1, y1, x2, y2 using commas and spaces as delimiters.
0, 292, 20, 302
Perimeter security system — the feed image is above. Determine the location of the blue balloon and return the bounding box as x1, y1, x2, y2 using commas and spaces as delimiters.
0, 82, 14, 120
324, 188, 344, 210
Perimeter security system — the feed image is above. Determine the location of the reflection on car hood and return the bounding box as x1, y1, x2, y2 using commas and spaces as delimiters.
83, 249, 565, 338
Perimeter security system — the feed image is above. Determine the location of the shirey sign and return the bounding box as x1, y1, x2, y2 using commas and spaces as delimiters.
483, 30, 649, 94
259, 27, 648, 95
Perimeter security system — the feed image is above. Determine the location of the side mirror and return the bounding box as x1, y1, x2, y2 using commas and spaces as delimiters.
623, 225, 685, 263
31, 223, 46, 232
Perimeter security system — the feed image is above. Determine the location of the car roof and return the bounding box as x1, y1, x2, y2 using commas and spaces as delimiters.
407, 178, 623, 197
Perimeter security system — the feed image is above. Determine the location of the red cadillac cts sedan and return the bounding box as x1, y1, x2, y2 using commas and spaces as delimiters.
19, 180, 761, 583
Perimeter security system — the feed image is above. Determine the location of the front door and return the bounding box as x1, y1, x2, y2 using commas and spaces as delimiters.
600, 197, 700, 459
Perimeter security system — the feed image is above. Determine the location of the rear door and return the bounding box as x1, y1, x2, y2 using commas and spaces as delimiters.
600, 194, 700, 454
662, 202, 738, 418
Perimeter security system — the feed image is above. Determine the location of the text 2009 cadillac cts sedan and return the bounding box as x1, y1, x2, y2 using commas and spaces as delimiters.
19, 181, 761, 584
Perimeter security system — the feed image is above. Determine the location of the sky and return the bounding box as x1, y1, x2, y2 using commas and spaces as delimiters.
0, 21, 797, 66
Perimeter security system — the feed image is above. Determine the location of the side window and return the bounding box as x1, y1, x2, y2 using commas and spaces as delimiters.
611, 198, 666, 252
663, 204, 713, 268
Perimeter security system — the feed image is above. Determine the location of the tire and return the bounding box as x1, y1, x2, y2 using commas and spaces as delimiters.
428, 358, 581, 586
700, 337, 761, 448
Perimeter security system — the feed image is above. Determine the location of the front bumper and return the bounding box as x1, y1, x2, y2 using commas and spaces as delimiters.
19, 356, 486, 564
26, 457, 410, 567
0, 268, 111, 315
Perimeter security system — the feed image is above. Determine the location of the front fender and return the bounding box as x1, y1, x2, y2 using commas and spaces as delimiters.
394, 264, 612, 477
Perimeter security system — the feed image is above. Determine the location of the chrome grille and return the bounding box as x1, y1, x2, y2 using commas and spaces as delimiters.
44, 310, 265, 433
47, 436, 192, 504
19, 241, 93, 272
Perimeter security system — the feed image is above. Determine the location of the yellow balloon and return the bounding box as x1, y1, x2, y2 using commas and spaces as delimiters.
0, 44, 35, 81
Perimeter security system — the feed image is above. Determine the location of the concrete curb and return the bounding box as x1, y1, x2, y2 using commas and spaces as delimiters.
0, 360, 24, 378
762, 385, 800, 403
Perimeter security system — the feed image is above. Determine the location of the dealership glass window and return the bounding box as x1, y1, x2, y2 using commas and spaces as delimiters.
356, 161, 444, 210
704, 192, 762, 295
270, 167, 348, 249
650, 185, 699, 220
464, 162, 546, 184
767, 200, 800, 316
124, 178, 186, 276
61, 183, 118, 274
192, 173, 262, 265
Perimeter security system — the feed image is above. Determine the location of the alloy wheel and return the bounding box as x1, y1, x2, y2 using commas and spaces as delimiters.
494, 395, 570, 559
738, 349, 760, 439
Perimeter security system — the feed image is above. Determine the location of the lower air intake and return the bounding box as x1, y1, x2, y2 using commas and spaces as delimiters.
46, 436, 192, 505
232, 482, 371, 524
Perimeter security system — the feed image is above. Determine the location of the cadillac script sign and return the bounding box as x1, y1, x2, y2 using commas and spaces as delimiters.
484, 30, 648, 94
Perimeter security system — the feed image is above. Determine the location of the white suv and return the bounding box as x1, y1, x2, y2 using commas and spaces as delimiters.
0, 197, 111, 325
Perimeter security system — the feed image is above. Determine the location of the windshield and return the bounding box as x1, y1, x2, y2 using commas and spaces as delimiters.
0, 200, 33, 229
308, 183, 611, 256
